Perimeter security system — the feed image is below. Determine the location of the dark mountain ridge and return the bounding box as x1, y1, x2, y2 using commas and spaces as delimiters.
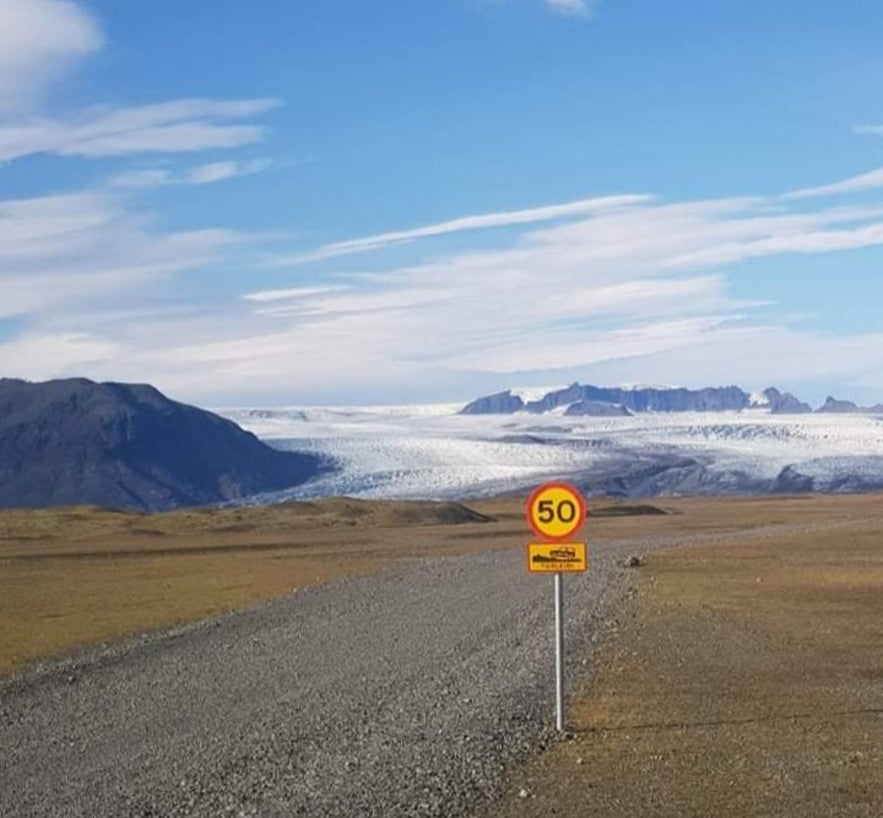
461, 383, 752, 415
461, 383, 881, 416
762, 387, 813, 415
0, 378, 321, 511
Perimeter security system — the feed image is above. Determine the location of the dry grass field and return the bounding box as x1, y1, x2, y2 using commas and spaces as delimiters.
0, 492, 873, 680
0, 498, 509, 676
484, 494, 883, 817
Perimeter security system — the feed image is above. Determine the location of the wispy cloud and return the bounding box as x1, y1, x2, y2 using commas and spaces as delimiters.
0, 99, 280, 162
666, 219, 883, 268
784, 166, 883, 200
0, 189, 249, 320
0, 1, 279, 163
188, 159, 273, 184
195, 188, 883, 398
9, 154, 883, 402
545, 0, 594, 18
270, 194, 652, 266
243, 286, 347, 303
6, 193, 865, 395
853, 124, 883, 137
0, 0, 103, 112
0, 332, 122, 373
109, 158, 274, 189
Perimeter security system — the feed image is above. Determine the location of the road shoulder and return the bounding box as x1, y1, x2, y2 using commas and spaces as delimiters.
482, 512, 883, 817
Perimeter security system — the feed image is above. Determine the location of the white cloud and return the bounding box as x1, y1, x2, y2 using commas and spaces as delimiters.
0, 2, 279, 167
0, 98, 280, 162
109, 158, 273, 189
582, 323, 883, 394
187, 158, 273, 184
9, 165, 883, 404
545, 0, 593, 17
0, 189, 248, 320
676, 222, 883, 267
107, 169, 175, 189
203, 190, 883, 399
271, 194, 652, 266
243, 286, 347, 303
448, 316, 735, 372
0, 0, 103, 112
785, 167, 883, 200
854, 124, 883, 137
0, 332, 122, 374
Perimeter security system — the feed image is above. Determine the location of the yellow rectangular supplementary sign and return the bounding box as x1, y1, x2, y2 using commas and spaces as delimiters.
527, 542, 588, 573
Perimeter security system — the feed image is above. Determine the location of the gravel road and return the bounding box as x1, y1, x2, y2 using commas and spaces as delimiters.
0, 526, 794, 818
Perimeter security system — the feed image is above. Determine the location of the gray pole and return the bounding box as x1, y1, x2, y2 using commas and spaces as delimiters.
554, 571, 564, 732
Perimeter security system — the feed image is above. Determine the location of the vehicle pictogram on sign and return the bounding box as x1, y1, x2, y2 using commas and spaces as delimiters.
527, 542, 588, 573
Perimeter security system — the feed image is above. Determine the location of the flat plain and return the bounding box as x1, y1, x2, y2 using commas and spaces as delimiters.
3, 493, 883, 816
0, 493, 853, 677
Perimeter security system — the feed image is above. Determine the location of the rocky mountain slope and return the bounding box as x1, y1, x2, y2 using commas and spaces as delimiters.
0, 378, 321, 511
761, 388, 813, 415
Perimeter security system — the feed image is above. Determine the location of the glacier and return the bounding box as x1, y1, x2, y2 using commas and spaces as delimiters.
218, 404, 883, 503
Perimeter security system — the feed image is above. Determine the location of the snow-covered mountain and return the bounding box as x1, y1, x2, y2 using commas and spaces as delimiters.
219, 397, 883, 504
460, 383, 879, 417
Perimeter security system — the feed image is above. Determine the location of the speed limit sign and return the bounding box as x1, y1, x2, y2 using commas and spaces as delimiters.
526, 481, 586, 541
525, 480, 588, 735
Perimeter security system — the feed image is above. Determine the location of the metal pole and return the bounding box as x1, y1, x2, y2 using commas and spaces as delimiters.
554, 571, 564, 732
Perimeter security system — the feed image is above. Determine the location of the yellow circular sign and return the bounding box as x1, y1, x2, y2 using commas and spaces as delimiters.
526, 481, 586, 541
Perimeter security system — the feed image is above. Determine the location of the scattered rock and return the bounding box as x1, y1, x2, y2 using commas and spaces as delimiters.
625, 555, 643, 568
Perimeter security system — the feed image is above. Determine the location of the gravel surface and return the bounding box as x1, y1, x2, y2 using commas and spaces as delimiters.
0, 527, 788, 818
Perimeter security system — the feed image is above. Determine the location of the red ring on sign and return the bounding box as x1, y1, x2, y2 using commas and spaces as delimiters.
525, 481, 587, 542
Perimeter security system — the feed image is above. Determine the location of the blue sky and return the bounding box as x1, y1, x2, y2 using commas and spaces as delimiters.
3, 0, 883, 406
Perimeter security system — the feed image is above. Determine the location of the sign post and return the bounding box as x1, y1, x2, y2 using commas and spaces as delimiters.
526, 482, 588, 733
554, 571, 564, 732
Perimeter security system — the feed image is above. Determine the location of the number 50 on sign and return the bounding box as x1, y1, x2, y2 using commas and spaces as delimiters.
526, 482, 586, 541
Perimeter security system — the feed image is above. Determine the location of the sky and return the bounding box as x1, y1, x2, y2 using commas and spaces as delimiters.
3, 0, 883, 407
